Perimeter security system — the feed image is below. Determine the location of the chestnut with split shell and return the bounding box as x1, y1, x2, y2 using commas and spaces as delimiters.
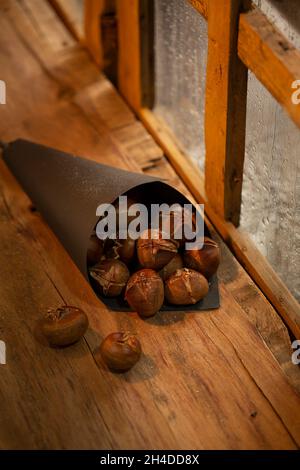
89, 259, 130, 297
40, 306, 88, 347
100, 332, 142, 371
105, 236, 136, 265
125, 268, 164, 317
159, 206, 197, 246
137, 228, 178, 270
159, 253, 183, 281
165, 268, 209, 305
184, 237, 220, 279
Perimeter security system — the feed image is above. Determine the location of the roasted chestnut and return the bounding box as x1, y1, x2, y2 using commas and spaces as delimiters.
40, 306, 88, 347
159, 206, 196, 246
159, 253, 183, 281
164, 268, 209, 305
125, 268, 164, 317
100, 332, 141, 371
89, 259, 130, 297
137, 229, 178, 270
184, 237, 220, 279
106, 236, 136, 265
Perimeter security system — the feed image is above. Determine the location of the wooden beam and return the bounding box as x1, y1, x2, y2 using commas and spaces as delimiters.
100, 4, 118, 85
139, 107, 300, 340
187, 0, 208, 20
238, 8, 300, 130
205, 0, 248, 226
84, 0, 104, 66
84, 0, 117, 83
116, 0, 141, 112
84, 1, 115, 65
140, 0, 155, 108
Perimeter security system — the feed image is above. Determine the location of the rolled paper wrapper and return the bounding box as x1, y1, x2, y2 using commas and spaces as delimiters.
2, 139, 219, 311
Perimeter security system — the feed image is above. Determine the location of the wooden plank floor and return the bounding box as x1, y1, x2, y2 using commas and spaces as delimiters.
0, 0, 300, 449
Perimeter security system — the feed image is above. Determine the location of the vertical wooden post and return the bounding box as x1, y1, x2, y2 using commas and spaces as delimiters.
84, 0, 117, 82
140, 0, 155, 109
84, 0, 104, 66
116, 0, 141, 112
205, 0, 248, 226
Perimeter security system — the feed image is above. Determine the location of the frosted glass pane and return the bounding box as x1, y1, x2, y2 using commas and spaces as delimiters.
154, 0, 207, 170
240, 71, 300, 301
253, 0, 300, 49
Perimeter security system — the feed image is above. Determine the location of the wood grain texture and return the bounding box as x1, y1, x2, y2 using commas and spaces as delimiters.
238, 7, 300, 130
139, 108, 300, 340
224, 226, 300, 341
48, 0, 84, 41
0, 0, 300, 449
116, 0, 141, 111
15, 0, 75, 53
205, 0, 248, 225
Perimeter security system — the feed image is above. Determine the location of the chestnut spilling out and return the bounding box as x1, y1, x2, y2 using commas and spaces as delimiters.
100, 332, 142, 372
88, 199, 220, 318
3, 140, 220, 315
40, 306, 89, 347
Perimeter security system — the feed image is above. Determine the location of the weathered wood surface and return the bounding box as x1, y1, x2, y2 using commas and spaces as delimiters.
238, 8, 300, 131
49, 0, 84, 41
205, 0, 248, 225
0, 0, 300, 449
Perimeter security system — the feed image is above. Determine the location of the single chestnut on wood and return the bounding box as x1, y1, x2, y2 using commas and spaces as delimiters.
125, 269, 164, 317
89, 259, 130, 297
184, 237, 220, 279
159, 253, 183, 281
165, 268, 209, 305
137, 228, 178, 270
100, 332, 142, 372
40, 306, 88, 347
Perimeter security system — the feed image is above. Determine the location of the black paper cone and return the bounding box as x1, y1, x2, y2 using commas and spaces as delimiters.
2, 139, 219, 311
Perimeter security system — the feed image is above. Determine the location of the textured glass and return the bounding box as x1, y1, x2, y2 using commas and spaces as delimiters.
154, 0, 300, 300
253, 0, 300, 49
154, 0, 207, 170
241, 72, 300, 301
